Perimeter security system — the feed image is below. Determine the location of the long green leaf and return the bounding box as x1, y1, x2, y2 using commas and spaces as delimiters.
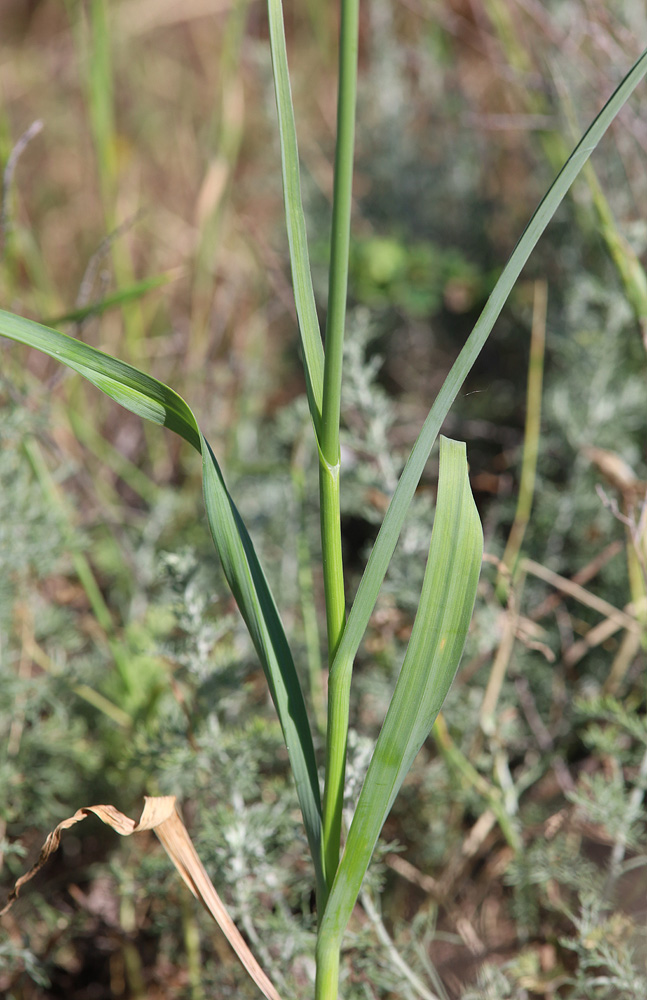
329, 47, 647, 693
0, 310, 325, 903
43, 271, 175, 327
267, 0, 325, 439
318, 437, 482, 948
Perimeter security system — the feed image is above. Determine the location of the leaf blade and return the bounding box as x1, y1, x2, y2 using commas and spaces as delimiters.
43, 271, 176, 327
330, 46, 647, 690
319, 436, 483, 942
267, 0, 325, 437
0, 309, 325, 900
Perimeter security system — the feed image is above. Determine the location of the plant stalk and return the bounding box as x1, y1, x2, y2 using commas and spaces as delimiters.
315, 933, 341, 1000
497, 278, 547, 598
319, 455, 346, 888
319, 0, 359, 894
320, 0, 359, 467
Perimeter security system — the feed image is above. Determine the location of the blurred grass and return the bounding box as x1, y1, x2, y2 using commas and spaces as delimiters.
2, 1, 647, 998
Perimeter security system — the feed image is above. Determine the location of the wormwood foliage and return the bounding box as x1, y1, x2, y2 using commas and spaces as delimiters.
1, 4, 647, 999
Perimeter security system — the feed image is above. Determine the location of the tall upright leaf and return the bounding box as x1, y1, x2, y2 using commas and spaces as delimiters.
267, 0, 325, 439
317, 438, 482, 965
328, 46, 647, 702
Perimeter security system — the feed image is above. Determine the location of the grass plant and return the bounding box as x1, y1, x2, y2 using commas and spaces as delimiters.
73, 0, 144, 356
2, 4, 647, 998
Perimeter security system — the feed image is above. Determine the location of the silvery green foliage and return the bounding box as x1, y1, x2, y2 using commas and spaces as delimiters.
343, 728, 375, 815
341, 308, 399, 498
158, 547, 237, 683
0, 400, 67, 630
0, 940, 49, 993
0, 396, 102, 820
340, 310, 435, 617
561, 892, 647, 1000
461, 964, 517, 1000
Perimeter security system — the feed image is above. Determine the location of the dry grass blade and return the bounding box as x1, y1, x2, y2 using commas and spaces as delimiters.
115, 0, 232, 36
528, 540, 624, 622
521, 557, 642, 633
1, 797, 283, 1000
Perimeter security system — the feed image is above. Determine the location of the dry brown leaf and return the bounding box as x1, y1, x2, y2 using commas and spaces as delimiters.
1, 796, 283, 1000
521, 557, 641, 633
583, 446, 638, 494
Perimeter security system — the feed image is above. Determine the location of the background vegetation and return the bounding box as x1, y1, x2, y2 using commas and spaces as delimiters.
1, 0, 647, 997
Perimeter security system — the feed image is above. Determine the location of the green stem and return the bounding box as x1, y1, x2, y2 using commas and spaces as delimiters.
315, 933, 341, 1000
319, 0, 359, 893
319, 454, 346, 886
320, 0, 359, 466
497, 278, 546, 598
433, 714, 522, 853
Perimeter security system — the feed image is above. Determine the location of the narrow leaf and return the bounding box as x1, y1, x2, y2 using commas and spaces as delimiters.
330, 47, 647, 692
319, 436, 483, 942
43, 271, 176, 327
0, 310, 325, 901
267, 0, 325, 438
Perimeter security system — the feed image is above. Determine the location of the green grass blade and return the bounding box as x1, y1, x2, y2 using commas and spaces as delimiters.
318, 436, 483, 947
329, 46, 647, 692
267, 0, 325, 439
0, 309, 201, 449
0, 309, 325, 902
86, 0, 117, 212
200, 436, 325, 902
42, 272, 175, 327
